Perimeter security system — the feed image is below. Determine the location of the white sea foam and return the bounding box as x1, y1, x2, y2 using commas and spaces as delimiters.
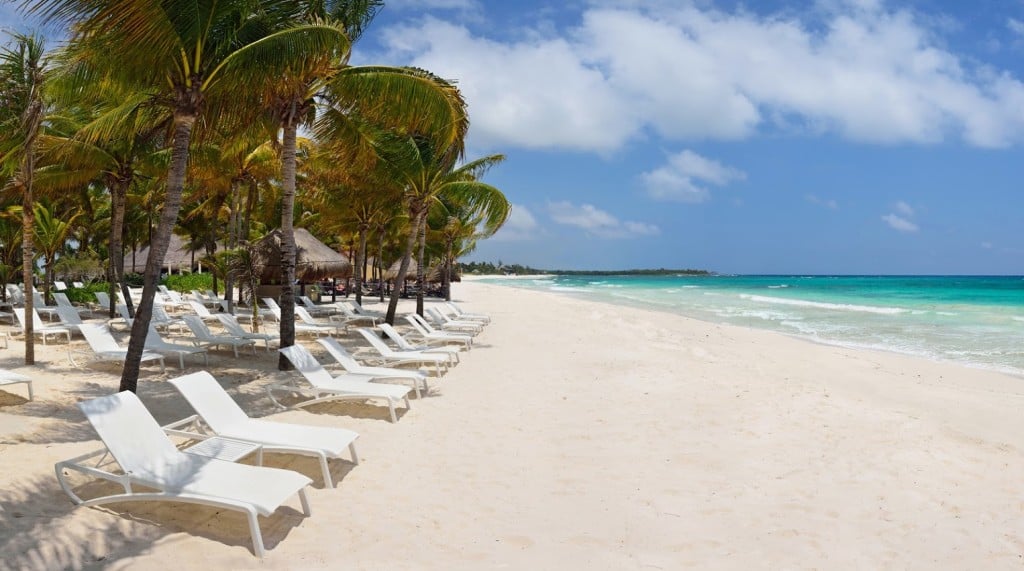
767, 284, 789, 289
739, 294, 907, 315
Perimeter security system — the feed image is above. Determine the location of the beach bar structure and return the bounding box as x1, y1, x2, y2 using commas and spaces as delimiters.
255, 228, 351, 301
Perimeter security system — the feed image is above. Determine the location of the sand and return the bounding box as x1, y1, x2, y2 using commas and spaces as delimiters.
1, 282, 1023, 570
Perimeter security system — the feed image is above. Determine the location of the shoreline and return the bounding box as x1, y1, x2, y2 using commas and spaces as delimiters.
474, 274, 1024, 380
2, 284, 1023, 568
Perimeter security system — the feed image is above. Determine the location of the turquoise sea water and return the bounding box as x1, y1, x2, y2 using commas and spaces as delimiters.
482, 275, 1024, 376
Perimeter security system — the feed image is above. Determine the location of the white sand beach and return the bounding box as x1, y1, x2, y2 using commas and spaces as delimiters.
1, 281, 1023, 569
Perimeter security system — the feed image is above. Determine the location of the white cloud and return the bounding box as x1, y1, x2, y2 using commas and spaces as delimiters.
492, 204, 539, 241
981, 241, 993, 249
386, 0, 479, 11
1009, 18, 1024, 36
548, 201, 660, 238
806, 194, 840, 209
380, 3, 1024, 151
640, 150, 745, 202
894, 200, 915, 216
882, 213, 919, 232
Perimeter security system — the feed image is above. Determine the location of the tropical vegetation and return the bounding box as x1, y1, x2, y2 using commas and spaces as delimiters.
0, 1, 509, 391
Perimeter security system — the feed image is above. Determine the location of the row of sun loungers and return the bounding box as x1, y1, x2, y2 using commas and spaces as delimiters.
45, 301, 490, 558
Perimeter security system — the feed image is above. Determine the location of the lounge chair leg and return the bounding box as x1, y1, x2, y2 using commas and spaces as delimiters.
298, 488, 311, 516
318, 453, 333, 488
348, 442, 359, 465
246, 508, 265, 558
388, 399, 397, 423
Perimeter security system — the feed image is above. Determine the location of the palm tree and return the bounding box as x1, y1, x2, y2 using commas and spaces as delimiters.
32, 199, 80, 302
30, 0, 356, 392
0, 32, 49, 365
380, 135, 507, 324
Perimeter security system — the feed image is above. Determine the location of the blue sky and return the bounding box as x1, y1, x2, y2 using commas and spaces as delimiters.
5, 1, 1024, 274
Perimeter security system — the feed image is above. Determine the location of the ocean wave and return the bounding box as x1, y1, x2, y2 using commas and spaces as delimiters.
739, 294, 907, 314
767, 284, 789, 289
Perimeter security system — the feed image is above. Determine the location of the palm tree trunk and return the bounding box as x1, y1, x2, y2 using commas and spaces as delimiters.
415, 213, 426, 316
355, 225, 367, 306
21, 182, 34, 365
443, 242, 453, 301
224, 179, 239, 312
277, 116, 299, 371
108, 179, 130, 317
385, 207, 423, 325
377, 229, 385, 302
119, 113, 195, 392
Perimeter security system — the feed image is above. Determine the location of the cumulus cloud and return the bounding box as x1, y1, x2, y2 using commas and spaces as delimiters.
380, 3, 1024, 151
1009, 18, 1024, 36
882, 213, 919, 232
894, 200, 915, 216
548, 201, 660, 238
806, 194, 840, 209
491, 204, 539, 241
640, 150, 746, 202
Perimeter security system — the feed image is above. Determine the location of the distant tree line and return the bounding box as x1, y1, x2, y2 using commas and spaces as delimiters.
458, 261, 711, 276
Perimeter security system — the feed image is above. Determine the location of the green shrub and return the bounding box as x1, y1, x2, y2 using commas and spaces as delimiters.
163, 272, 213, 293
65, 282, 112, 304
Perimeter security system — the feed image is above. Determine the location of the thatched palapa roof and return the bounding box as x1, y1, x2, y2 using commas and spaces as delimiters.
257, 227, 351, 283
123, 234, 223, 273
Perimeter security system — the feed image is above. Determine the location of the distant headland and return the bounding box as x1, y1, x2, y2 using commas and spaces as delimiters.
458, 262, 711, 276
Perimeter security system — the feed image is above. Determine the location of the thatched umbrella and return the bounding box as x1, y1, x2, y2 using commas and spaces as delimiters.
124, 234, 219, 274
383, 259, 446, 282
257, 227, 351, 284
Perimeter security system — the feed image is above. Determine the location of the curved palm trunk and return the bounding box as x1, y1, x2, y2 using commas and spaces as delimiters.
354, 225, 367, 306
108, 179, 130, 317
443, 241, 453, 301
385, 207, 423, 325
21, 182, 34, 365
224, 179, 240, 312
415, 215, 426, 316
119, 113, 195, 393
377, 229, 385, 303
277, 118, 299, 371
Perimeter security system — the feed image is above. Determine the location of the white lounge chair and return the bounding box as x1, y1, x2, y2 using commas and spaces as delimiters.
31, 291, 60, 321
54, 292, 91, 316
348, 300, 384, 318
55, 390, 312, 557
405, 313, 473, 349
188, 300, 225, 322
355, 328, 448, 376
378, 323, 461, 365
295, 307, 346, 336
332, 302, 378, 326
72, 281, 84, 288
318, 337, 428, 398
216, 314, 279, 352
298, 296, 337, 318
54, 280, 68, 291
13, 308, 71, 345
169, 371, 359, 487
55, 305, 86, 334
156, 285, 189, 310
218, 299, 273, 323
273, 344, 412, 423
73, 323, 165, 373
145, 325, 209, 369
445, 302, 490, 324
190, 289, 221, 308
182, 315, 257, 358
0, 369, 32, 400
426, 306, 482, 334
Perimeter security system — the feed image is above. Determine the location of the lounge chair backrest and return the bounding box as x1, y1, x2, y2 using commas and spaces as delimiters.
78, 391, 179, 476
188, 300, 212, 317
299, 296, 316, 309
357, 328, 394, 356
182, 315, 211, 339
72, 281, 84, 288
425, 307, 447, 324
54, 281, 67, 291
78, 323, 123, 353
409, 313, 435, 332
261, 298, 282, 319
317, 337, 360, 370
13, 307, 46, 330
216, 314, 245, 336
95, 291, 111, 308
378, 323, 414, 350
54, 292, 74, 307
278, 344, 335, 388
117, 304, 133, 325
153, 304, 175, 322
56, 306, 83, 325
169, 371, 249, 432
404, 314, 431, 336
295, 307, 317, 324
